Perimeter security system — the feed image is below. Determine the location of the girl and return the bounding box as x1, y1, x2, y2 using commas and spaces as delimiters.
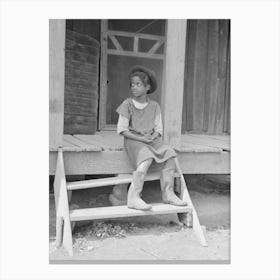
116, 65, 187, 210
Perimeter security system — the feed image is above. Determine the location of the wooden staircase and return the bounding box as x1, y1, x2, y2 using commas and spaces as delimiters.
53, 148, 207, 256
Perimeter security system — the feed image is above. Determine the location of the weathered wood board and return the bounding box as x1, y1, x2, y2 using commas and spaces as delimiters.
183, 19, 230, 135
49, 20, 66, 149
64, 29, 100, 135
49, 150, 230, 175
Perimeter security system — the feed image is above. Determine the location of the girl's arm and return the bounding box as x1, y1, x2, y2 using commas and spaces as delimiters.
121, 131, 153, 144
117, 114, 152, 144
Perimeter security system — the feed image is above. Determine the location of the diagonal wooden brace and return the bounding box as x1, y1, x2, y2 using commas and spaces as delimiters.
53, 148, 74, 256
174, 157, 208, 246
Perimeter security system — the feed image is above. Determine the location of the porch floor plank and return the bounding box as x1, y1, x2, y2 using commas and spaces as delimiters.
181, 134, 230, 151
63, 135, 102, 151
92, 132, 124, 150
55, 132, 230, 153
177, 142, 222, 153
73, 134, 115, 151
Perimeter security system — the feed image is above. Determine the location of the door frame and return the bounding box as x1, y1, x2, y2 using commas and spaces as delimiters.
98, 19, 166, 130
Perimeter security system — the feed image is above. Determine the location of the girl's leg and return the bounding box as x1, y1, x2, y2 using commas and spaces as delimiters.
160, 157, 188, 206
136, 158, 153, 174
127, 158, 153, 210
164, 157, 175, 170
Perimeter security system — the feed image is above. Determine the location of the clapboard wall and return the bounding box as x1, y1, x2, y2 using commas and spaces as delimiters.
182, 19, 230, 135
64, 26, 100, 134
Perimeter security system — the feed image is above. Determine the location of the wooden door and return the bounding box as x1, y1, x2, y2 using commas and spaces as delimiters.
64, 28, 100, 135
99, 20, 166, 130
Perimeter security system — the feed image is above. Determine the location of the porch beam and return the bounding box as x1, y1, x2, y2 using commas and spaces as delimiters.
107, 49, 164, 60
49, 19, 66, 149
49, 151, 230, 175
107, 30, 164, 41
161, 20, 187, 147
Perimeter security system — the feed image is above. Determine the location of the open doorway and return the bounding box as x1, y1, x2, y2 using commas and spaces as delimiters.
99, 19, 166, 130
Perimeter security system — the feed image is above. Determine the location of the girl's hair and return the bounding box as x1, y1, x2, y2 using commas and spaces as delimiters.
129, 71, 151, 93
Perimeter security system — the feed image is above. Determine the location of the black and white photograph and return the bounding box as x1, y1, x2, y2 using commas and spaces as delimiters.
1, 0, 280, 279
49, 19, 231, 263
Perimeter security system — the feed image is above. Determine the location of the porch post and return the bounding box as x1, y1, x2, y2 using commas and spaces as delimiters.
49, 19, 66, 149
161, 19, 187, 147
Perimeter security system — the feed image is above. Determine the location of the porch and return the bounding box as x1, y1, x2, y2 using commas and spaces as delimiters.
49, 132, 230, 175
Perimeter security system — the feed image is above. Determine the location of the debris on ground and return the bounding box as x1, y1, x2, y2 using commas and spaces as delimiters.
74, 221, 137, 240
70, 221, 140, 252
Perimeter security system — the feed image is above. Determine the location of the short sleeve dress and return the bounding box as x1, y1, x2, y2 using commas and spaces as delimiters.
116, 97, 177, 169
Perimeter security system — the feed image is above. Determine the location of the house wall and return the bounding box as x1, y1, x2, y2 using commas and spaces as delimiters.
182, 19, 230, 135
63, 19, 231, 136
64, 20, 100, 134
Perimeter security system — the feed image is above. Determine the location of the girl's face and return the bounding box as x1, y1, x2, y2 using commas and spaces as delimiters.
130, 76, 150, 98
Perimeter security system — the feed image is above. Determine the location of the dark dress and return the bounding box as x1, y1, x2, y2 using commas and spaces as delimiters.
116, 97, 177, 169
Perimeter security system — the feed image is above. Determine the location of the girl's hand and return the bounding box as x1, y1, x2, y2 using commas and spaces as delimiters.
140, 135, 154, 144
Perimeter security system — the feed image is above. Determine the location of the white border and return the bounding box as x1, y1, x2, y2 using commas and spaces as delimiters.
0, 0, 280, 279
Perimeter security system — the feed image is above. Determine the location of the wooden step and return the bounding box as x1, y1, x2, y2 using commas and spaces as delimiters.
67, 172, 180, 191
69, 203, 192, 221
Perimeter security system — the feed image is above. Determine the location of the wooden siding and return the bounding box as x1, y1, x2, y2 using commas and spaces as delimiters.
64, 29, 100, 134
182, 20, 230, 134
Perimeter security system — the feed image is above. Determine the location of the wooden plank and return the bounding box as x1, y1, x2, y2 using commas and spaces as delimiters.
174, 158, 207, 246
66, 29, 99, 48
162, 20, 187, 147
65, 67, 99, 80
73, 134, 114, 151
214, 20, 229, 133
193, 134, 230, 141
107, 49, 164, 60
65, 60, 98, 73
175, 141, 222, 153
133, 36, 139, 52
108, 34, 123, 50
54, 149, 73, 255
65, 86, 98, 98
223, 27, 231, 133
49, 150, 230, 175
70, 203, 192, 222
89, 133, 123, 150
67, 171, 181, 190
63, 136, 79, 147
67, 176, 132, 190
184, 20, 197, 132
65, 50, 99, 64
98, 20, 108, 130
148, 40, 164, 54
107, 30, 165, 41
66, 39, 99, 56
203, 20, 219, 133
49, 20, 66, 149
51, 136, 101, 152
181, 134, 230, 151
63, 135, 101, 151
65, 75, 97, 89
192, 20, 208, 131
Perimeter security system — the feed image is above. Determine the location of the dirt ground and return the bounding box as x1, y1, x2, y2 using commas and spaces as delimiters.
49, 175, 230, 263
